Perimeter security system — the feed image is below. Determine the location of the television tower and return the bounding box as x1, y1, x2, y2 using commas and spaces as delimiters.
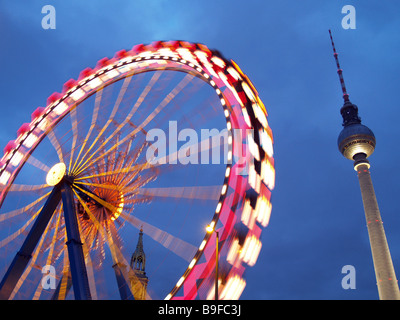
330, 30, 400, 300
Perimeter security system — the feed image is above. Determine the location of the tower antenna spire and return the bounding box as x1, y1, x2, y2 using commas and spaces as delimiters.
329, 29, 350, 102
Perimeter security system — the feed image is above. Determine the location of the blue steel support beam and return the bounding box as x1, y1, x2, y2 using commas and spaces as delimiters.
112, 262, 134, 300
61, 181, 92, 300
0, 184, 62, 300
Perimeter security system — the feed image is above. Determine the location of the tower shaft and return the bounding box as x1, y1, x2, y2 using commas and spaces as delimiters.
356, 162, 400, 299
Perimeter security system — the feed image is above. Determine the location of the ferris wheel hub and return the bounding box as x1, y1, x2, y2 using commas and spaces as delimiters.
46, 162, 67, 186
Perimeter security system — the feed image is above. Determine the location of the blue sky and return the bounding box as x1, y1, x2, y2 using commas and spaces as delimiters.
1, 1, 400, 299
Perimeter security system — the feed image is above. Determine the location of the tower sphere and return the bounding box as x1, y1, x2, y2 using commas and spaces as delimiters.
338, 123, 376, 160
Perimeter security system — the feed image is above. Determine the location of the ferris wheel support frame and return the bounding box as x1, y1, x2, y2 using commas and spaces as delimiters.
0, 179, 92, 300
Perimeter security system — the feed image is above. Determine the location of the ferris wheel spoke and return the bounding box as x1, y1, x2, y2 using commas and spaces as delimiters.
32, 208, 63, 300
120, 197, 152, 208
74, 181, 120, 191
0, 183, 50, 193
54, 246, 71, 300
121, 167, 157, 190
71, 189, 103, 300
113, 142, 153, 187
73, 188, 110, 236
72, 72, 163, 177
26, 154, 51, 173
177, 95, 223, 135
80, 232, 98, 300
0, 205, 43, 249
65, 111, 95, 174
73, 162, 151, 182
68, 105, 79, 173
71, 182, 148, 205
43, 208, 63, 265
46, 130, 65, 164
71, 88, 103, 175
109, 223, 152, 300
138, 185, 222, 201
119, 212, 197, 263
150, 128, 228, 166
73, 187, 126, 300
9, 205, 56, 300
133, 73, 195, 136
0, 191, 51, 223
73, 184, 118, 213
75, 72, 193, 177
71, 76, 133, 176
151, 74, 208, 130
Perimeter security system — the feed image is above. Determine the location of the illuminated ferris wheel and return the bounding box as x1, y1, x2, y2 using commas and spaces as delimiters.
0, 41, 275, 300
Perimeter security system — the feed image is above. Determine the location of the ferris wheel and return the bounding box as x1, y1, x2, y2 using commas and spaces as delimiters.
0, 41, 275, 300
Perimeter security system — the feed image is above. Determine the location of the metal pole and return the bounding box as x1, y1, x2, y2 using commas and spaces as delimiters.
215, 231, 219, 301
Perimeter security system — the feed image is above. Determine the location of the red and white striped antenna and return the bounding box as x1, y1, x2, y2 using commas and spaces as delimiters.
329, 29, 350, 103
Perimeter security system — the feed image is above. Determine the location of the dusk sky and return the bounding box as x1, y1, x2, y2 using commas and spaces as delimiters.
1, 1, 400, 299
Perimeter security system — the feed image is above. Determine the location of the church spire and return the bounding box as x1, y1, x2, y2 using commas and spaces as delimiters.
131, 227, 146, 272
129, 227, 149, 300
